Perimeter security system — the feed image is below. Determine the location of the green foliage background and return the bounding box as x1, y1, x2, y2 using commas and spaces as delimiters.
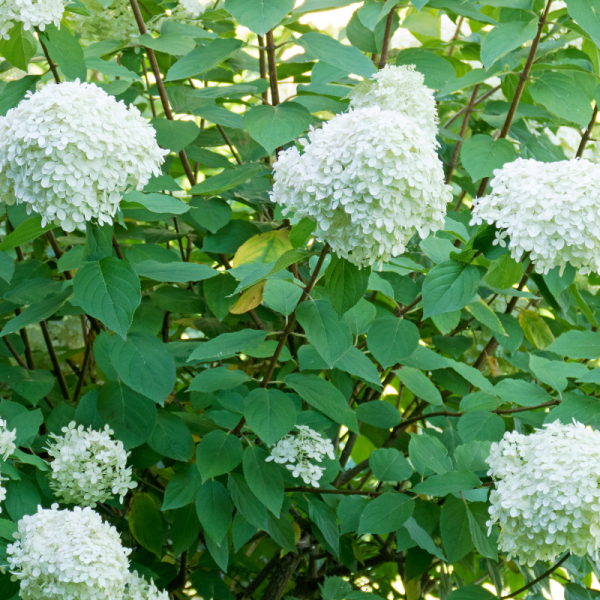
1, 0, 600, 599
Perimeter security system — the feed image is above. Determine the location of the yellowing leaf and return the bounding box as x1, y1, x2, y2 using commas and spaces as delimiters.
519, 310, 555, 349
230, 281, 266, 314
233, 230, 292, 266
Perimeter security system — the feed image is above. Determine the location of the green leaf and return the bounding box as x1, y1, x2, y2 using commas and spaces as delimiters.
189, 366, 250, 393
404, 517, 446, 561
11, 408, 43, 447
325, 256, 370, 318
493, 378, 552, 407
166, 38, 244, 81
171, 505, 201, 557
289, 217, 316, 249
397, 367, 443, 406
129, 493, 164, 557
196, 430, 243, 481
5, 478, 40, 522
188, 197, 232, 234
263, 279, 303, 316
0, 24, 36, 72
228, 473, 269, 530
458, 411, 505, 442
73, 257, 141, 338
447, 586, 497, 600
225, 0, 295, 34
466, 301, 507, 338
370, 448, 413, 482
460, 134, 518, 181
440, 496, 473, 563
244, 102, 311, 155
123, 191, 190, 215
422, 261, 480, 319
484, 254, 523, 289
97, 381, 157, 449
190, 163, 264, 196
480, 19, 537, 69
0, 251, 14, 284
358, 493, 415, 534
355, 400, 401, 428
149, 410, 195, 461
564, 0, 600, 51
0, 366, 54, 406
134, 260, 216, 283
84, 222, 113, 261
285, 373, 359, 433
150, 117, 199, 153
0, 290, 72, 337
196, 480, 232, 543
0, 216, 54, 252
295, 300, 353, 368
467, 504, 498, 560
409, 434, 452, 476
139, 32, 196, 56
243, 446, 284, 516
162, 464, 203, 510
530, 72, 594, 127
244, 388, 296, 446
205, 535, 229, 571
412, 470, 480, 496
107, 332, 176, 405
0, 75, 40, 117
42, 24, 87, 81
335, 346, 381, 387
547, 330, 600, 359
85, 56, 140, 80
545, 393, 600, 427
367, 316, 420, 369
298, 32, 377, 78
267, 511, 297, 553
396, 48, 456, 89
310, 499, 339, 555
189, 330, 267, 362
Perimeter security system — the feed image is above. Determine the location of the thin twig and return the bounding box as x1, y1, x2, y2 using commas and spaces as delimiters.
500, 554, 569, 599
265, 30, 280, 106
447, 16, 464, 57
141, 59, 157, 118
73, 338, 93, 403
444, 85, 501, 129
378, 6, 397, 69
36, 27, 61, 84
40, 321, 71, 401
216, 124, 243, 165
576, 104, 598, 158
257, 35, 270, 104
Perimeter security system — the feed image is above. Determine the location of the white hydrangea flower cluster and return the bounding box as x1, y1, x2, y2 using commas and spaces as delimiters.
7, 505, 132, 600
487, 420, 600, 566
471, 158, 600, 275
71, 0, 140, 46
0, 80, 167, 232
348, 65, 439, 139
124, 571, 169, 600
0, 0, 65, 40
27, 316, 84, 354
266, 425, 335, 487
272, 106, 452, 267
179, 0, 215, 18
46, 422, 137, 507
0, 418, 16, 460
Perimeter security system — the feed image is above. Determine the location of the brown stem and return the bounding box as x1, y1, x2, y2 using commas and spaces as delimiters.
40, 321, 71, 401
476, 0, 553, 197
230, 244, 330, 436
338, 432, 358, 470
73, 337, 93, 403
447, 16, 464, 57
3, 334, 27, 369
216, 124, 243, 165
500, 554, 569, 599
128, 0, 197, 186
46, 230, 63, 258
378, 7, 397, 69
286, 486, 382, 496
444, 85, 501, 129
167, 550, 188, 593
576, 104, 598, 158
257, 35, 270, 104
238, 554, 280, 599
36, 28, 61, 84
263, 553, 302, 600
445, 84, 480, 184
141, 59, 157, 118
172, 217, 187, 262
112, 233, 124, 260
265, 30, 280, 106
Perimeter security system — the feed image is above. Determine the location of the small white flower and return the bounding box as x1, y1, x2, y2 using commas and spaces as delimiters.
0, 80, 167, 232
46, 422, 137, 507
0, 0, 65, 39
71, 0, 140, 45
179, 0, 215, 18
124, 571, 169, 600
0, 418, 16, 460
271, 106, 452, 267
348, 65, 439, 139
7, 504, 131, 600
266, 426, 335, 488
471, 158, 600, 275
487, 420, 600, 566
0, 469, 6, 512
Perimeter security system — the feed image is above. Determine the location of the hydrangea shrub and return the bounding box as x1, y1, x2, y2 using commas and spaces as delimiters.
1, 1, 600, 599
